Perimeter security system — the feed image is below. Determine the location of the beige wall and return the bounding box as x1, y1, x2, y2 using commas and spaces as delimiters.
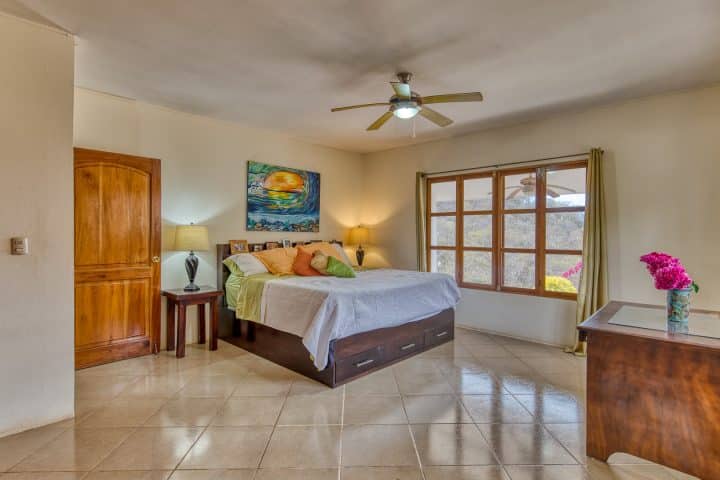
363, 85, 720, 345
74, 88, 365, 346
0, 14, 75, 436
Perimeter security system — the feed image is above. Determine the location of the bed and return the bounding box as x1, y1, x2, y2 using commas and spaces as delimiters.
216, 242, 459, 387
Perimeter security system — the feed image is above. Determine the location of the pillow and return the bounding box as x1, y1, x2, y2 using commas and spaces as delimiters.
223, 253, 268, 276
252, 247, 297, 275
310, 250, 330, 275
326, 255, 356, 278
331, 242, 354, 266
293, 248, 323, 276
299, 242, 350, 266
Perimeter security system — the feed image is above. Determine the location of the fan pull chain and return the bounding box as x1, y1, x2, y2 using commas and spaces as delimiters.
411, 116, 417, 138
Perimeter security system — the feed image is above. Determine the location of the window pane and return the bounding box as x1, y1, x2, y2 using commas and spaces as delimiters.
430, 250, 456, 277
430, 216, 456, 246
545, 254, 582, 293
503, 172, 536, 209
430, 181, 456, 213
464, 177, 493, 211
503, 213, 535, 249
463, 251, 492, 285
503, 253, 535, 289
464, 215, 492, 248
546, 212, 585, 250
546, 167, 586, 207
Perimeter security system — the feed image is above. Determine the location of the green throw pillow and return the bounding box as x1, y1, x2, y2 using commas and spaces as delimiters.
326, 256, 356, 278
222, 257, 243, 276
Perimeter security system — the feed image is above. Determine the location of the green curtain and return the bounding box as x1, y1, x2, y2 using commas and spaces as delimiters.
567, 148, 608, 356
415, 172, 428, 272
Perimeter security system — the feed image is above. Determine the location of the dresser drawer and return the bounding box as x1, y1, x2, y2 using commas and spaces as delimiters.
336, 345, 384, 380
387, 334, 425, 361
424, 323, 453, 347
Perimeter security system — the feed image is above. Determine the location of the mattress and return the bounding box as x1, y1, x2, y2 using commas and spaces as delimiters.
225, 273, 294, 322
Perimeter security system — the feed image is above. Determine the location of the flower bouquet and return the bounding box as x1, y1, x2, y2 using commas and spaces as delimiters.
640, 252, 699, 324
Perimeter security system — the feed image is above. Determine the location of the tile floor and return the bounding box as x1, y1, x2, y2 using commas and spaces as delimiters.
0, 328, 698, 479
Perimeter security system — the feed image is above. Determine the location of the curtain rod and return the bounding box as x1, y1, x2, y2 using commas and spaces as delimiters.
424, 152, 592, 176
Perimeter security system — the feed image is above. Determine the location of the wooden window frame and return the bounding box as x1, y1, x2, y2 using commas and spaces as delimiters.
426, 159, 587, 300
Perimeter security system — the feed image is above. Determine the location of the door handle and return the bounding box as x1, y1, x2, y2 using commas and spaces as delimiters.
152, 256, 160, 263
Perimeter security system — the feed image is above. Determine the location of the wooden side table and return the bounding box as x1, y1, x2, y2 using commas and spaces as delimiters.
162, 287, 223, 358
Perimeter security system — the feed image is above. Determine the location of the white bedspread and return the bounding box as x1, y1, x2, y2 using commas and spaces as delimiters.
259, 269, 461, 370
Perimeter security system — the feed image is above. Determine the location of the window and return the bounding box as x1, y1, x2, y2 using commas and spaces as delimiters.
427, 161, 587, 298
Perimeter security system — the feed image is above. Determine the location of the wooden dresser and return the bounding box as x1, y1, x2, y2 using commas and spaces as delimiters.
578, 301, 720, 479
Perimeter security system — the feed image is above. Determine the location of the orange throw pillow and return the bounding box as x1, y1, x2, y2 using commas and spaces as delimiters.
292, 248, 323, 276
252, 247, 297, 275
298, 242, 350, 266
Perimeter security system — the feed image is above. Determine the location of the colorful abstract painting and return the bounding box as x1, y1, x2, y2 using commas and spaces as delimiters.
247, 161, 320, 232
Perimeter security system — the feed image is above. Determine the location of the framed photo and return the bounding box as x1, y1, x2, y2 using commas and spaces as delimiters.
229, 239, 249, 254
265, 241, 280, 250
282, 239, 292, 248
250, 243, 264, 252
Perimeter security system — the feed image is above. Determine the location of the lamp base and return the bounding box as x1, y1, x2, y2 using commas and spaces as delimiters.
355, 245, 365, 267
184, 251, 200, 291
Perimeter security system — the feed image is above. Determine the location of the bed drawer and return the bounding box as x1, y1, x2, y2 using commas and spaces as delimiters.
424, 322, 453, 347
387, 334, 425, 361
336, 346, 384, 380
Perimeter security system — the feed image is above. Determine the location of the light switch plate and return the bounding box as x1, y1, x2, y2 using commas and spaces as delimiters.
11, 237, 29, 255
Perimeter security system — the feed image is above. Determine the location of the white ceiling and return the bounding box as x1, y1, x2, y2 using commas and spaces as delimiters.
10, 0, 720, 153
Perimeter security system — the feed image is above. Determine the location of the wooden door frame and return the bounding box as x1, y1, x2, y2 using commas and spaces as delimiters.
74, 147, 161, 367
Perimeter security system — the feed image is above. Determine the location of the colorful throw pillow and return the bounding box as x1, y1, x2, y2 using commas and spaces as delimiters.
223, 253, 268, 276
310, 250, 330, 275
326, 256, 356, 278
299, 242, 350, 266
252, 247, 297, 275
292, 248, 323, 276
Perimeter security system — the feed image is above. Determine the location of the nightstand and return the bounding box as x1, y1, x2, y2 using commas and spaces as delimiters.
162, 286, 223, 358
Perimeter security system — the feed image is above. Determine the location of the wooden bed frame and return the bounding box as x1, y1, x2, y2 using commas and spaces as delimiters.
216, 243, 454, 388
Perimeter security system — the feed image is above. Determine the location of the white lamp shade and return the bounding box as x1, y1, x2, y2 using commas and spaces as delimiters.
348, 226, 370, 245
174, 225, 209, 252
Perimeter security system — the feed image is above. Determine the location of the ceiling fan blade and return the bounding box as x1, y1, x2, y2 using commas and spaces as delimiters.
422, 92, 484, 104
366, 111, 393, 131
390, 81, 411, 98
507, 188, 522, 199
331, 102, 390, 112
547, 188, 560, 198
546, 184, 577, 193
419, 107, 453, 127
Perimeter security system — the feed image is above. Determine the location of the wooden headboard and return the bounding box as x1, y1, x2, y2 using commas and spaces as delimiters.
216, 240, 343, 308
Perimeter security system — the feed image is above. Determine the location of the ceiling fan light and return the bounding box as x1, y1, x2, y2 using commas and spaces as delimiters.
392, 100, 420, 119
393, 105, 419, 119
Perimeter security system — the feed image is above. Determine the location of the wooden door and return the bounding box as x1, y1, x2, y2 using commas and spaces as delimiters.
74, 148, 161, 369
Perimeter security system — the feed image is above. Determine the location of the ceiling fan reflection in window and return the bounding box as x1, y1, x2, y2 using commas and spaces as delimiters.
505, 174, 577, 199
330, 72, 483, 131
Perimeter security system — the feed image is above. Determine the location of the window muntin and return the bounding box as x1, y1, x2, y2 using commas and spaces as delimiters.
426, 161, 586, 298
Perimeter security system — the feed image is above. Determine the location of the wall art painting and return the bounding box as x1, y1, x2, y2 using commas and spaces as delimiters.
247, 161, 320, 232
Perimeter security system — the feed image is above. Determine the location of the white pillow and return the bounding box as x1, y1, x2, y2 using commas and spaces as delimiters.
226, 253, 268, 276
332, 242, 354, 266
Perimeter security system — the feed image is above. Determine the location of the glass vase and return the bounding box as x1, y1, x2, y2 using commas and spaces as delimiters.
667, 288, 692, 324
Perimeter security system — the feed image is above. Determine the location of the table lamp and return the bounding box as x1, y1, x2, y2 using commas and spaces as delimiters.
174, 223, 209, 291
348, 226, 370, 266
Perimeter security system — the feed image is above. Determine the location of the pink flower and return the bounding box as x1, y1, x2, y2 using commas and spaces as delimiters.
653, 265, 692, 290
639, 251, 698, 292
562, 260, 583, 279
640, 252, 679, 275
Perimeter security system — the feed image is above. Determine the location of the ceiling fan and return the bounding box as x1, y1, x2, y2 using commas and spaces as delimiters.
330, 72, 484, 131
505, 174, 577, 199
